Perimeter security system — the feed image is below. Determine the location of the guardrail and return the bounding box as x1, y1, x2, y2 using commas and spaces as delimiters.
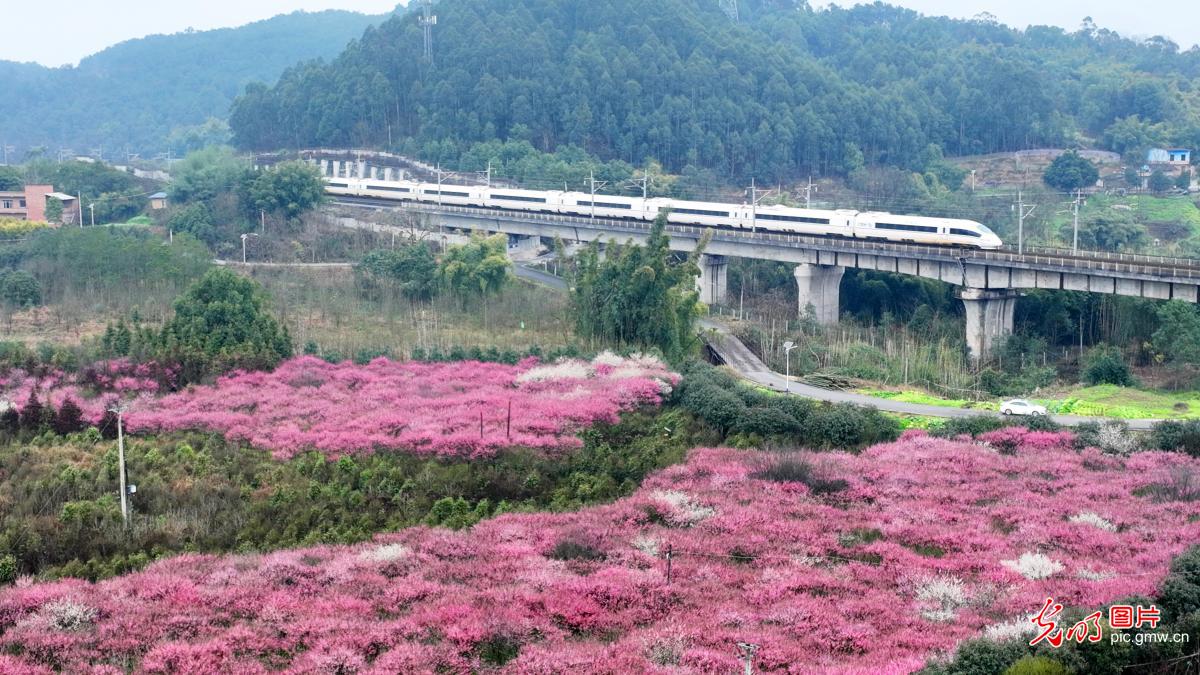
353, 200, 1200, 282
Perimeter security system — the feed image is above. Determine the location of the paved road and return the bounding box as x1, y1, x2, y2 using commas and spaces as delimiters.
698, 319, 1159, 430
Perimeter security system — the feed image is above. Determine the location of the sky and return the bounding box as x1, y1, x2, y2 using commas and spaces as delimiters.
2, 0, 1197, 68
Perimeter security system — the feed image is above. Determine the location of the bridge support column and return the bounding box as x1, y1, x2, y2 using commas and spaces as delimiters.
320, 159, 329, 176
959, 288, 1019, 363
794, 264, 843, 324
695, 254, 728, 306
507, 234, 541, 261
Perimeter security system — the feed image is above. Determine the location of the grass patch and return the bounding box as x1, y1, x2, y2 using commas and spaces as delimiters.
863, 384, 1200, 420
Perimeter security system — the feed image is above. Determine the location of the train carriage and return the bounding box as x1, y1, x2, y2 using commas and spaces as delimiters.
560, 192, 646, 220
484, 188, 563, 213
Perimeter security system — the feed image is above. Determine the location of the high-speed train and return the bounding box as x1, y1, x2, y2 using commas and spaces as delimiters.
325, 177, 1003, 250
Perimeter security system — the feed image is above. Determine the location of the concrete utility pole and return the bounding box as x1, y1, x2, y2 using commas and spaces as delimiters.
970, 169, 977, 192
108, 404, 130, 529
434, 165, 456, 206
88, 203, 95, 227
1013, 190, 1036, 255
261, 209, 266, 235
588, 170, 608, 220
1071, 188, 1083, 253
737, 642, 759, 675
241, 232, 259, 263
782, 341, 796, 393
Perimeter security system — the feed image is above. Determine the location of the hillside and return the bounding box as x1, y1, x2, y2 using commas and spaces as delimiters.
1, 436, 1197, 671
229, 0, 1200, 182
0, 8, 398, 157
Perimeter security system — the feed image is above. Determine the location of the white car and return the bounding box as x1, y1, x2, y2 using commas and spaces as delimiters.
1000, 399, 1047, 416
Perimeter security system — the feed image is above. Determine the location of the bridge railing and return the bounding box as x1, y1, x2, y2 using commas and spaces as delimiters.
388, 201, 1200, 281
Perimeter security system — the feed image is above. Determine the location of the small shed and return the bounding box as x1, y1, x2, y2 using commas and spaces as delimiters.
149, 192, 168, 210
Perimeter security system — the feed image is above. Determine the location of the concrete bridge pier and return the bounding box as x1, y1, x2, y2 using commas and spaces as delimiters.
794, 263, 844, 324
960, 288, 1020, 363
696, 254, 728, 305
508, 234, 541, 261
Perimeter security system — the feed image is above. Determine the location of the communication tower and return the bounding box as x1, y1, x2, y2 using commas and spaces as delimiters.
419, 0, 437, 65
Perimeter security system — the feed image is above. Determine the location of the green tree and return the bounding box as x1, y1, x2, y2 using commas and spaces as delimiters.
1043, 151, 1099, 192
168, 147, 251, 205
244, 161, 326, 221
357, 244, 439, 304
1148, 169, 1173, 194
165, 203, 217, 245
571, 213, 704, 360
1070, 212, 1147, 252
1152, 301, 1200, 365
1082, 344, 1133, 386
45, 197, 63, 224
436, 234, 511, 304
0, 168, 21, 191
0, 271, 41, 307
158, 268, 293, 382
1177, 170, 1193, 190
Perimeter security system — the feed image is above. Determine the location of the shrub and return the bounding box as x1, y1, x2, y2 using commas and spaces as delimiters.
750, 455, 849, 494
934, 415, 1006, 438
1157, 545, 1200, 622
1003, 655, 1071, 675
548, 537, 606, 562
0, 553, 16, 584
1083, 344, 1133, 386
1147, 419, 1200, 457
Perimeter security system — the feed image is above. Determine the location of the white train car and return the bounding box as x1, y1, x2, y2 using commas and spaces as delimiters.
359, 179, 419, 201
747, 205, 855, 236
560, 192, 648, 220
657, 198, 740, 229
852, 213, 1001, 249
415, 183, 485, 207
484, 188, 563, 213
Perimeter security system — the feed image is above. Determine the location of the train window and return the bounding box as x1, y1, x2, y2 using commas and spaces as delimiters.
757, 213, 830, 224
493, 193, 546, 203
367, 185, 409, 192
674, 207, 729, 217
875, 222, 938, 233
949, 228, 981, 238
576, 200, 632, 209
327, 182, 349, 188
429, 190, 469, 197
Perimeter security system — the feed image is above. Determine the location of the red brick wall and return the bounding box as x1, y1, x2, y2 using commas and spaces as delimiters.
23, 185, 52, 222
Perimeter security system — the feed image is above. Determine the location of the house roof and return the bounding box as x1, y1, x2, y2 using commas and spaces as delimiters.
149, 192, 168, 199
45, 192, 76, 201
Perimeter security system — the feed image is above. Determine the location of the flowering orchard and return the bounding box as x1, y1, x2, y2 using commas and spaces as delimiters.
2, 429, 1198, 673
124, 353, 678, 459
0, 359, 169, 422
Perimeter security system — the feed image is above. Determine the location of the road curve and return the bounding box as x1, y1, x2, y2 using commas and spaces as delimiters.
698, 319, 1159, 430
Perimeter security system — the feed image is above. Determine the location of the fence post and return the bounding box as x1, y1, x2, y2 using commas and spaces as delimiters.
665, 543, 673, 584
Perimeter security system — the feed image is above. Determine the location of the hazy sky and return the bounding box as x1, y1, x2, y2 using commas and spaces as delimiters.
3, 0, 1197, 68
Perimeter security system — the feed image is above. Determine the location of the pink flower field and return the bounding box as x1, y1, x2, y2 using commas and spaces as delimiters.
124, 353, 678, 459
2, 430, 1198, 674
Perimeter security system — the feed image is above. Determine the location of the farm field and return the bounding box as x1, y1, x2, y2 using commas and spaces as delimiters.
1, 430, 1196, 672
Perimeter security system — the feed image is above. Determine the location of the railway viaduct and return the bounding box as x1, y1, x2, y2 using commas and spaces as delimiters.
275, 153, 1200, 362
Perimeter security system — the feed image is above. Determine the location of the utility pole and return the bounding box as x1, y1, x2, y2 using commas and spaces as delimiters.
76, 192, 83, 227
782, 341, 796, 393
801, 175, 817, 209
241, 232, 259, 263
108, 404, 130, 529
1071, 188, 1083, 253
970, 169, 977, 192
1013, 190, 1036, 255
88, 203, 95, 227
737, 642, 759, 675
261, 209, 266, 235
588, 170, 607, 220
434, 165, 456, 207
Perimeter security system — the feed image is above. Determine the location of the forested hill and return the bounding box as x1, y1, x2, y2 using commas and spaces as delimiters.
229, 0, 1200, 182
0, 9, 397, 157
